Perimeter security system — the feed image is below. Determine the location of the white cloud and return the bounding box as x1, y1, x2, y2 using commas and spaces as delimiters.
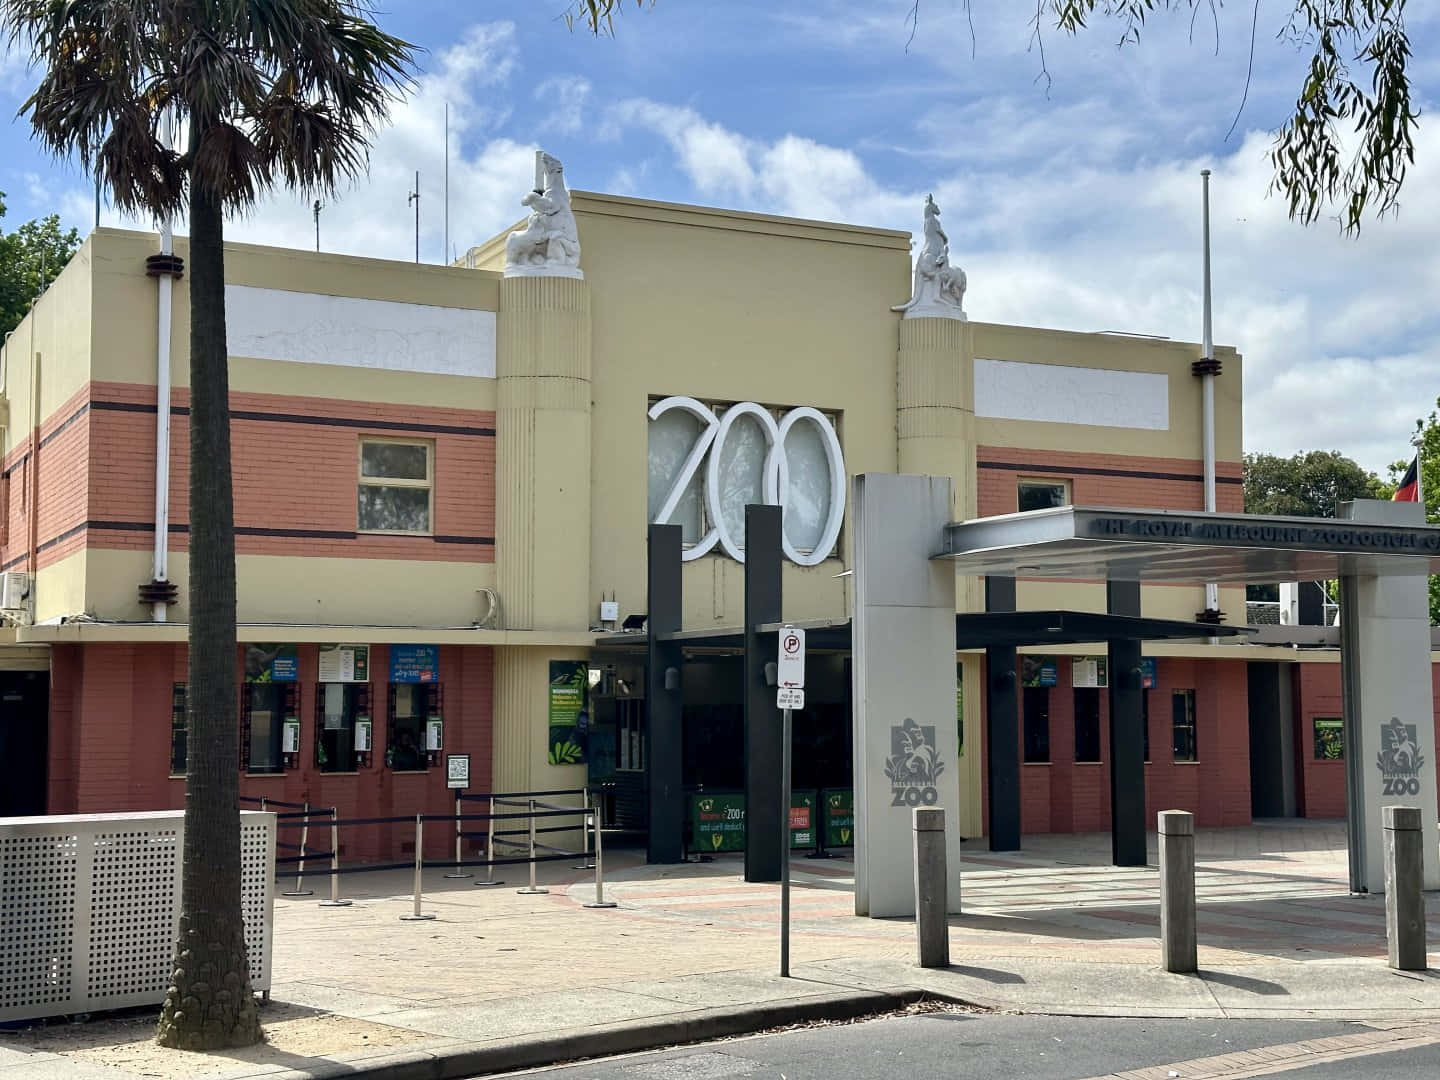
535, 75, 592, 135
609, 100, 757, 197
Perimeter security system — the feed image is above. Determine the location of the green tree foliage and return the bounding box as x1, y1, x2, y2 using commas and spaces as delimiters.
1381, 398, 1439, 624
575, 1, 1415, 234
0, 0, 415, 1050
1242, 450, 1382, 604
0, 192, 80, 337
1243, 449, 1385, 517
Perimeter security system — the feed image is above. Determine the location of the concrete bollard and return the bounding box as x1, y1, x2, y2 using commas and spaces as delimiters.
1383, 805, 1428, 971
912, 807, 949, 968
1158, 810, 1197, 974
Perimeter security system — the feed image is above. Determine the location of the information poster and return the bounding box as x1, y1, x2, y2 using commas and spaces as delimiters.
547, 660, 588, 766
391, 644, 439, 683
243, 644, 298, 683
789, 791, 817, 849
1140, 657, 1157, 689
1072, 656, 1108, 689
691, 793, 746, 852
824, 789, 854, 848
318, 645, 369, 683
1021, 655, 1059, 688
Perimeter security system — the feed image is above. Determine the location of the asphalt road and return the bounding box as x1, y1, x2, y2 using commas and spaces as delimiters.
506, 1012, 1440, 1079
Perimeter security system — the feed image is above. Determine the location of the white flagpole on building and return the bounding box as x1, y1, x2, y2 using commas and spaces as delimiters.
1200, 170, 1220, 618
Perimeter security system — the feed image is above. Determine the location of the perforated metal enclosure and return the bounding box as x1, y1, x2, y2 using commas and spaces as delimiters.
0, 810, 275, 1022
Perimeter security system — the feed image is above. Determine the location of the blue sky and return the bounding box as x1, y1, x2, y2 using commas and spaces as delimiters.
2, 1, 1438, 474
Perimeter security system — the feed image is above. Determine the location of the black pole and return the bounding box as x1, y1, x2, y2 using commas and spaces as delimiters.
985, 575, 1021, 851
1107, 577, 1147, 867
646, 524, 685, 863
744, 504, 784, 882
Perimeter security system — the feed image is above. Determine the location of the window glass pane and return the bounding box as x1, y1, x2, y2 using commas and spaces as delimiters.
647, 409, 704, 545
318, 683, 356, 773
715, 412, 768, 552
362, 442, 428, 480
1019, 482, 1068, 512
1142, 689, 1150, 762
359, 486, 430, 532
170, 684, 187, 775
1172, 690, 1197, 761
1313, 717, 1344, 760
782, 419, 831, 553
1074, 688, 1102, 762
1022, 686, 1050, 763
247, 684, 283, 773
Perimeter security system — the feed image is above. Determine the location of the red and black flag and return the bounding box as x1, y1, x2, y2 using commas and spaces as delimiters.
1393, 455, 1420, 503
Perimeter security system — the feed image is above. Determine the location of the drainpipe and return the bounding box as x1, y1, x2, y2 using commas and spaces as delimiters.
138, 118, 184, 619
150, 219, 174, 622
1197, 170, 1222, 624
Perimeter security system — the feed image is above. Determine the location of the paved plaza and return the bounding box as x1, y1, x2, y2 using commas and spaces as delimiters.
4, 820, 1440, 1080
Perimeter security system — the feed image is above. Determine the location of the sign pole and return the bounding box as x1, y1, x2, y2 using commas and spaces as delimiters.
780, 704, 792, 978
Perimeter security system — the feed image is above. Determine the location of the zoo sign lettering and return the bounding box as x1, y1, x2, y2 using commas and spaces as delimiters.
648, 396, 846, 566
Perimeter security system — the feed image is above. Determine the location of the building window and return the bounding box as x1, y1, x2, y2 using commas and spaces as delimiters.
1142, 689, 1150, 763
387, 683, 442, 771
358, 438, 433, 534
170, 684, 187, 775
1074, 688, 1102, 763
316, 682, 371, 772
1018, 479, 1070, 513
617, 698, 645, 771
243, 683, 292, 774
1172, 689, 1198, 762
1023, 686, 1050, 763
1313, 717, 1345, 760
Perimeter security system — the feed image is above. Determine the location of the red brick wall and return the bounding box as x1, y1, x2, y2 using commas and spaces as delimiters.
1, 385, 92, 573
50, 642, 494, 861
1292, 663, 1440, 820
977, 447, 1245, 517
980, 655, 1252, 836
88, 381, 496, 563
1294, 664, 1347, 819
6, 381, 496, 574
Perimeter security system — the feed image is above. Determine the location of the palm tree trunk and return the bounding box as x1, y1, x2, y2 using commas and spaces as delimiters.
156, 177, 261, 1050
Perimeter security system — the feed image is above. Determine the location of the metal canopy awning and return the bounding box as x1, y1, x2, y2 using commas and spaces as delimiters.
938, 506, 1440, 583
593, 609, 1245, 653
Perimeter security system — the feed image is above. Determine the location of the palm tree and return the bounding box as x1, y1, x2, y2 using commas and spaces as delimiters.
1, 1, 414, 1049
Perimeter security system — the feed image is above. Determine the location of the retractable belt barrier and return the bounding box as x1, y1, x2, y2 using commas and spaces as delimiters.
263, 787, 615, 920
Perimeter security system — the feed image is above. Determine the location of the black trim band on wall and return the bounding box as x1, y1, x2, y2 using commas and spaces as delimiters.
82, 519, 495, 546
980, 459, 1244, 485
92, 398, 495, 438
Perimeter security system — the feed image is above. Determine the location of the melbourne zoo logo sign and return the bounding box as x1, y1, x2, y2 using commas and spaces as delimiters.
885, 718, 945, 808
1377, 716, 1426, 797
647, 396, 846, 566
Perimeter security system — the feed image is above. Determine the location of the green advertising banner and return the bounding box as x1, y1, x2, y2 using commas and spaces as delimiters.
789, 790, 818, 849
547, 660, 588, 766
691, 793, 746, 853
823, 788, 854, 848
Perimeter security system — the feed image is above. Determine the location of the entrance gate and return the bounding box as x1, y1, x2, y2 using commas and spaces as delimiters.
849, 473, 1440, 916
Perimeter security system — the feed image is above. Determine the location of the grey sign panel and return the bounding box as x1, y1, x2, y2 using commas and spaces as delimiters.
938, 507, 1440, 583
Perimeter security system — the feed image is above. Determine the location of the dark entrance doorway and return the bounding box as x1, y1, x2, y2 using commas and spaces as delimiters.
1247, 661, 1297, 818
0, 670, 49, 816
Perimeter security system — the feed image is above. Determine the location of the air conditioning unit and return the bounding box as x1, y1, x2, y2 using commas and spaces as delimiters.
0, 571, 31, 613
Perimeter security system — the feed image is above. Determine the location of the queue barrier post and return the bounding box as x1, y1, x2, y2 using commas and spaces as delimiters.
574, 787, 595, 870
583, 803, 617, 909
281, 800, 315, 897
444, 792, 471, 879
318, 807, 352, 908
473, 798, 505, 887
399, 814, 436, 921
516, 799, 549, 895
